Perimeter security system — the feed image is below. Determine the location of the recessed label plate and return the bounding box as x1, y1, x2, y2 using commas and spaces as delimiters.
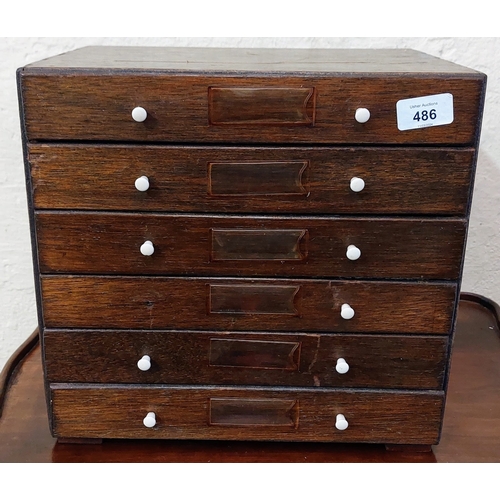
396, 93, 454, 131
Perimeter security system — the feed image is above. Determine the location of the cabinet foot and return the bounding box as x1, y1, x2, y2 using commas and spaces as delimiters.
385, 444, 432, 452
57, 437, 103, 445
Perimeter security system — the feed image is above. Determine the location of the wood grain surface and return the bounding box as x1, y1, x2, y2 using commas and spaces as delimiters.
15, 46, 487, 455
50, 384, 444, 444
35, 212, 467, 279
43, 329, 448, 389
0, 329, 39, 418
20, 73, 484, 144
28, 144, 476, 215
22, 47, 482, 73
40, 276, 457, 333
1, 298, 499, 462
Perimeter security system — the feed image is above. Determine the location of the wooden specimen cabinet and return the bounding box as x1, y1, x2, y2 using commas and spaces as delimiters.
17, 46, 486, 448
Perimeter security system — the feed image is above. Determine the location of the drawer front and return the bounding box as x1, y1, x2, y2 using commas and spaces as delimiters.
36, 213, 466, 280
21, 74, 483, 144
40, 276, 456, 334
29, 145, 475, 215
44, 330, 448, 389
50, 385, 444, 444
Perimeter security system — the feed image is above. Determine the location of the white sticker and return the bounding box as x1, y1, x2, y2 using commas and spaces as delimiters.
396, 93, 454, 131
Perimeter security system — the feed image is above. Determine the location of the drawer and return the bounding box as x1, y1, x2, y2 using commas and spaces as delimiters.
40, 276, 456, 334
44, 330, 448, 389
36, 213, 466, 280
29, 144, 475, 215
50, 385, 444, 444
20, 73, 484, 145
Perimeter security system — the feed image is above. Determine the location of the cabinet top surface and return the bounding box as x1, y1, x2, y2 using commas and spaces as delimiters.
22, 46, 482, 75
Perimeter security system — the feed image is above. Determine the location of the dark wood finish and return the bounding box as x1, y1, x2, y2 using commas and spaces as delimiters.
36, 212, 466, 279
461, 291, 500, 319
43, 330, 448, 389
50, 384, 443, 444
209, 398, 300, 428
40, 276, 457, 333
17, 47, 486, 449
23, 47, 481, 74
385, 444, 432, 452
208, 86, 316, 125
209, 283, 300, 315
1, 297, 499, 462
0, 328, 39, 418
20, 73, 484, 144
57, 437, 103, 444
210, 338, 301, 371
210, 228, 309, 261
437, 298, 500, 461
29, 145, 475, 215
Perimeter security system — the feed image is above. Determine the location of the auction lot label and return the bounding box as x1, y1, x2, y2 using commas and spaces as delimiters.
396, 93, 454, 131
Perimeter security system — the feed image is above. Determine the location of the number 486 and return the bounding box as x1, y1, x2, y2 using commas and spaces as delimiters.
413, 109, 437, 122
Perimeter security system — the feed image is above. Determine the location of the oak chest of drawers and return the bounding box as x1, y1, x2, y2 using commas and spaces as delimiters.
18, 46, 486, 447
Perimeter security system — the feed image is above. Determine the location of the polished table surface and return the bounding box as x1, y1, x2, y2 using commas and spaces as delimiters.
1, 295, 499, 462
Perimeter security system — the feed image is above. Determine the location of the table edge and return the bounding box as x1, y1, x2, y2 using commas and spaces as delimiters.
0, 328, 39, 418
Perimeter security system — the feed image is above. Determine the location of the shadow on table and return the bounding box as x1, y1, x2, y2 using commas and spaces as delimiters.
51, 439, 437, 463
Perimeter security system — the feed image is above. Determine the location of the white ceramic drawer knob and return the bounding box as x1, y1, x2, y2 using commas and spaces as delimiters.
135, 175, 150, 192
137, 355, 151, 371
341, 303, 355, 320
350, 177, 365, 192
140, 240, 155, 256
335, 413, 349, 431
355, 107, 370, 123
336, 358, 350, 374
143, 412, 156, 428
132, 106, 148, 122
346, 244, 361, 261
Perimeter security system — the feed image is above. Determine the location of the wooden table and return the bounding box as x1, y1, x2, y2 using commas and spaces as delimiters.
1, 293, 499, 462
